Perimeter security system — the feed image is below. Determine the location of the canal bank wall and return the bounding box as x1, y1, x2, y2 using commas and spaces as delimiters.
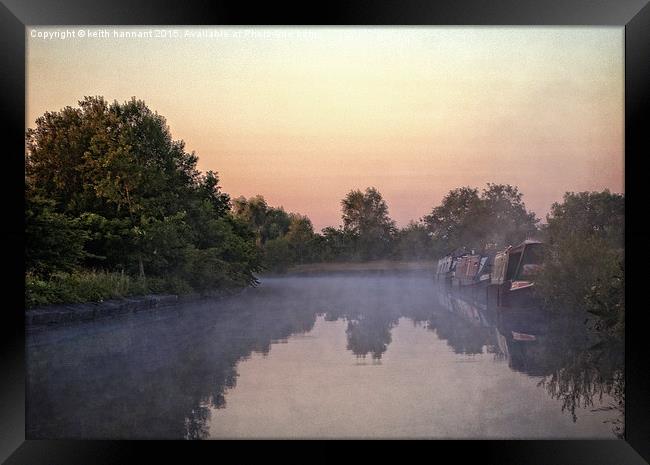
25, 288, 248, 328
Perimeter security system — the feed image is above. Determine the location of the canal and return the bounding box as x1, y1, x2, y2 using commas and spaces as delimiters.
26, 272, 619, 439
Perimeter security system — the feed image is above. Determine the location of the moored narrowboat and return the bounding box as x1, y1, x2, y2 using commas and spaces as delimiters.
452, 254, 481, 287
435, 254, 458, 285
488, 239, 544, 310
451, 252, 494, 301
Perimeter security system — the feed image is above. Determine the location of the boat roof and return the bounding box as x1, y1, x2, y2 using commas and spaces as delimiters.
509, 239, 543, 254
520, 239, 543, 245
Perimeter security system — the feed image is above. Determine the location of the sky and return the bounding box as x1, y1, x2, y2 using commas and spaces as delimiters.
27, 27, 624, 231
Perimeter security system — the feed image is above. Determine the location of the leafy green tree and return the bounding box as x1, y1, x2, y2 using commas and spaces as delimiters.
25, 96, 261, 304
543, 190, 624, 250
536, 190, 624, 318
311, 227, 356, 262
26, 97, 204, 278
233, 196, 317, 269
393, 221, 432, 260
25, 191, 88, 276
534, 191, 624, 436
424, 184, 538, 255
423, 187, 482, 255
263, 237, 292, 273
341, 187, 396, 260
285, 213, 314, 263
480, 183, 539, 248
198, 171, 231, 217
26, 97, 109, 215
232, 195, 269, 246
262, 207, 291, 243
77, 213, 139, 271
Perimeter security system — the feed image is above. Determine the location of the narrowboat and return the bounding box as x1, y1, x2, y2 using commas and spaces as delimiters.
451, 252, 494, 301
488, 239, 544, 310
435, 254, 457, 285
452, 254, 481, 287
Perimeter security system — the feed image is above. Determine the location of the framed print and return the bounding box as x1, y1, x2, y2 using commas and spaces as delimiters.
1, 0, 649, 463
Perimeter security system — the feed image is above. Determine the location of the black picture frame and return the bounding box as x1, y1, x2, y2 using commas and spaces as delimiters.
1, 1, 648, 463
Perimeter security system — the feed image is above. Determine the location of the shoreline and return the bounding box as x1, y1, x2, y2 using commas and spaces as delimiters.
283, 260, 435, 274
25, 288, 246, 328
26, 261, 435, 328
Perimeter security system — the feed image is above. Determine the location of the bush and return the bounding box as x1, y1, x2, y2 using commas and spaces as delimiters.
536, 236, 622, 315
25, 271, 149, 309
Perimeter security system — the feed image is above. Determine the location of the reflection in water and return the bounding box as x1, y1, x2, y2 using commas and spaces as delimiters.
26, 272, 621, 439
440, 284, 624, 435
346, 315, 398, 360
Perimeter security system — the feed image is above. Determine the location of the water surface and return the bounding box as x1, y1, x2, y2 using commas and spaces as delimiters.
26, 273, 618, 439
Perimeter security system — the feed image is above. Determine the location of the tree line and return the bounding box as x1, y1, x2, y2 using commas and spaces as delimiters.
25, 97, 624, 312
231, 182, 541, 272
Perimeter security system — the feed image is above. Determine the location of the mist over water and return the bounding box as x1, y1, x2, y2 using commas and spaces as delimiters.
26, 272, 618, 439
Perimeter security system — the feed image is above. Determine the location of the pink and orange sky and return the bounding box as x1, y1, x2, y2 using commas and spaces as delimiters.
27, 27, 623, 231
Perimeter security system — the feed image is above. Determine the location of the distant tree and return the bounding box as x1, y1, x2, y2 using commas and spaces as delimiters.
479, 183, 539, 248
232, 196, 320, 269
424, 184, 538, 256
393, 221, 432, 260
312, 226, 356, 262
285, 213, 315, 263
423, 186, 482, 255
341, 187, 396, 260
263, 237, 292, 273
262, 207, 291, 242
232, 195, 268, 246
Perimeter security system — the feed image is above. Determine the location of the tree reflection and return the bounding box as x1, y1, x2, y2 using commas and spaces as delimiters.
184, 405, 211, 440
26, 285, 320, 439
535, 314, 624, 436
346, 315, 398, 360
427, 291, 496, 355
435, 286, 624, 436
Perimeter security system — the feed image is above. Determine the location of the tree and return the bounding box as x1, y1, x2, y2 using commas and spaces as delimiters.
423, 186, 482, 255
26, 97, 203, 278
423, 184, 538, 256
285, 213, 315, 263
536, 190, 624, 318
341, 187, 396, 260
25, 190, 88, 276
25, 96, 261, 302
393, 221, 432, 260
263, 237, 292, 273
533, 190, 625, 436
262, 207, 291, 243
198, 171, 231, 218
232, 195, 269, 246
479, 183, 539, 248
543, 190, 624, 250
312, 227, 356, 262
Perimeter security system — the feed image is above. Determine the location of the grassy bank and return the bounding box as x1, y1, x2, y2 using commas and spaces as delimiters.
25, 271, 192, 309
